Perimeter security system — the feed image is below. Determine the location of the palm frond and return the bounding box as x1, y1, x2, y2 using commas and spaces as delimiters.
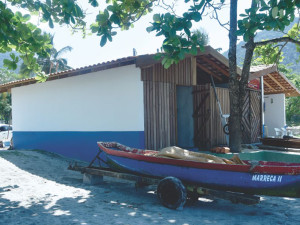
54, 46, 73, 59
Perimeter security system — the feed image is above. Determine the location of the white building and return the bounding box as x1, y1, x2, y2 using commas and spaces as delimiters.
249, 65, 300, 137
2, 48, 297, 161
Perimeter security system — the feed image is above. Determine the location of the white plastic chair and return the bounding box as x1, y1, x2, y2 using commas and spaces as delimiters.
281, 127, 287, 136
274, 128, 283, 138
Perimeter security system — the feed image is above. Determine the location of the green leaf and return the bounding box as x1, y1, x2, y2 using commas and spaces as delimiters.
35, 73, 48, 83
15, 11, 22, 19
70, 16, 75, 24
153, 14, 160, 22
184, 27, 191, 36
48, 18, 54, 28
192, 12, 201, 22
272, 7, 278, 18
190, 45, 197, 55
153, 53, 163, 60
89, 0, 99, 7
279, 9, 284, 18
250, 26, 258, 34
110, 14, 120, 24
23, 14, 31, 22
100, 35, 107, 47
163, 59, 172, 69
162, 57, 167, 65
107, 34, 112, 42
178, 51, 185, 60
146, 26, 154, 33
163, 45, 173, 53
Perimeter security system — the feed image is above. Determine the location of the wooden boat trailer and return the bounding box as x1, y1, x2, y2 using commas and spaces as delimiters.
68, 163, 260, 209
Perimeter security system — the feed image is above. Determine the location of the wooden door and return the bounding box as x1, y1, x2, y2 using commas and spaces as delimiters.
242, 89, 261, 144
193, 84, 211, 149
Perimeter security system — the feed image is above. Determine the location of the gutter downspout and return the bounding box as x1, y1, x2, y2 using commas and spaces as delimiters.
261, 76, 265, 138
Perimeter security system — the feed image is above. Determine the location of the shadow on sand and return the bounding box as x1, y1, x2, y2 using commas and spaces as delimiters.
1, 149, 300, 225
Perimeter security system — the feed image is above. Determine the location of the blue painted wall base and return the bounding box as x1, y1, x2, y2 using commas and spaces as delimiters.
13, 131, 145, 162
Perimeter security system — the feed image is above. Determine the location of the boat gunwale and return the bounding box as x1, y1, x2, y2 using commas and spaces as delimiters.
97, 142, 300, 175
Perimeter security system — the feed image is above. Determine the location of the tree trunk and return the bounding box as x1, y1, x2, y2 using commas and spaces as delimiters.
228, 0, 241, 152
240, 37, 255, 110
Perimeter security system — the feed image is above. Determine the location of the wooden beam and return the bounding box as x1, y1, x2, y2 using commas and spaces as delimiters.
191, 57, 197, 85
204, 46, 242, 75
263, 80, 276, 91
198, 56, 229, 77
197, 63, 223, 81
267, 74, 285, 91
265, 90, 299, 97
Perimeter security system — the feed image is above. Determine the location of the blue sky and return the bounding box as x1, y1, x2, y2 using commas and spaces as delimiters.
38, 1, 251, 69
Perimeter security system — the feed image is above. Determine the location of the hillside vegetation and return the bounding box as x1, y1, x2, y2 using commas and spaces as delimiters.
223, 22, 300, 72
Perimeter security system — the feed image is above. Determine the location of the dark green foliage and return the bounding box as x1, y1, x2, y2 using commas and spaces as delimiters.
0, 69, 27, 123
0, 92, 11, 123
283, 67, 300, 126
224, 21, 300, 71
0, 0, 85, 76
20, 35, 73, 77
91, 1, 222, 68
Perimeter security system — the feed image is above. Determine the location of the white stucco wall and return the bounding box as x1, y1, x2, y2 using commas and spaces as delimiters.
264, 93, 286, 136
11, 65, 144, 131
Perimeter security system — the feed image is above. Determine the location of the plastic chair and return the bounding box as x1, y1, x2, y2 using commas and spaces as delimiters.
281, 127, 287, 136
274, 128, 283, 138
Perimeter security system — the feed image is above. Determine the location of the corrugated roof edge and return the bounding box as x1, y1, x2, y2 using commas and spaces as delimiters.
0, 46, 237, 93
0, 56, 138, 93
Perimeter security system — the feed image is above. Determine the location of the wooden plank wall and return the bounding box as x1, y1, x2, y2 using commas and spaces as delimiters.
141, 57, 196, 86
199, 87, 260, 147
209, 87, 230, 147
250, 90, 261, 143
241, 89, 262, 144
242, 91, 251, 143
193, 84, 211, 149
142, 57, 261, 149
143, 81, 176, 150
142, 57, 196, 150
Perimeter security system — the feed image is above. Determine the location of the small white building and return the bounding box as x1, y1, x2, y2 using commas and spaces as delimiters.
249, 65, 300, 137
2, 47, 293, 161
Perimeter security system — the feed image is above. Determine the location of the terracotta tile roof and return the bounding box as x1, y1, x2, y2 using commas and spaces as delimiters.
249, 65, 300, 97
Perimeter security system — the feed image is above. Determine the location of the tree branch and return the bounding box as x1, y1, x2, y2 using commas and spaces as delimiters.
254, 36, 300, 47
207, 2, 229, 31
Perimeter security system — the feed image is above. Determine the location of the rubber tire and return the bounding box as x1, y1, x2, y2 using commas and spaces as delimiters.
223, 124, 229, 135
157, 177, 187, 210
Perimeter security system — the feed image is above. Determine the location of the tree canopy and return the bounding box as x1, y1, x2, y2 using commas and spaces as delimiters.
0, 0, 85, 75
1, 1, 299, 71
1, 0, 300, 151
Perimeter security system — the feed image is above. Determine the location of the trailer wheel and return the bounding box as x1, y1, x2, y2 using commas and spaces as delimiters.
157, 177, 187, 210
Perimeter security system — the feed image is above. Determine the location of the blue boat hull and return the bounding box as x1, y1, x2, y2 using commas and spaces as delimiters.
104, 152, 300, 197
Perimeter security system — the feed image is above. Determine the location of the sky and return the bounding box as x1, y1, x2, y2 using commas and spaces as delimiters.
35, 1, 252, 69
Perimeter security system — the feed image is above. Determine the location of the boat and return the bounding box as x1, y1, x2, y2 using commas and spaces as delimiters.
260, 137, 300, 149
97, 142, 300, 198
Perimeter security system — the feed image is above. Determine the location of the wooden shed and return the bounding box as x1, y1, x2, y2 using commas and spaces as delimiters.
137, 46, 262, 150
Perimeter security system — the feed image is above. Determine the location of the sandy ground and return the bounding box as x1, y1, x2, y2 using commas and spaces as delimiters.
0, 149, 300, 225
